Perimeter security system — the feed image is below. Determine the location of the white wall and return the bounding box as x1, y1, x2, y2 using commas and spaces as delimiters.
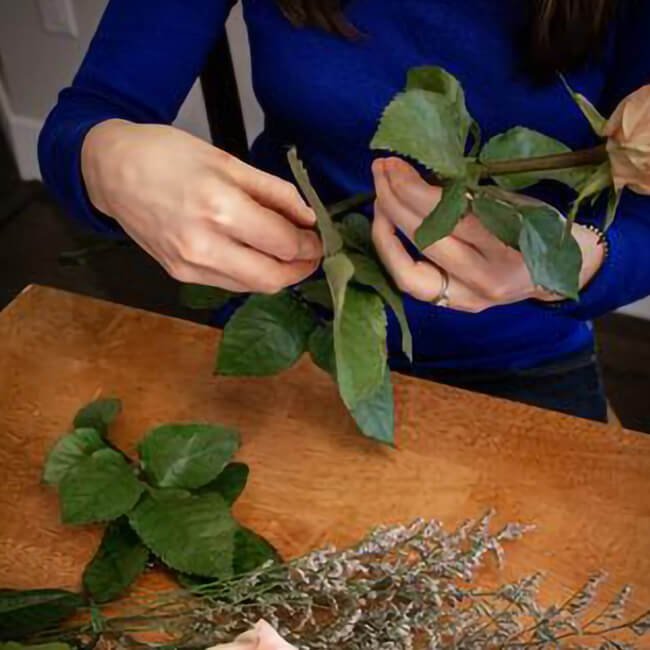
0, 0, 263, 179
617, 300, 650, 321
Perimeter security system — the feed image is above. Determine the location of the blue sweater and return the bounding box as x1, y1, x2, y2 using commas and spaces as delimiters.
39, 0, 650, 371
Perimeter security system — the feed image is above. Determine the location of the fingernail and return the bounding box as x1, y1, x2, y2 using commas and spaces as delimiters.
372, 159, 385, 176
297, 231, 323, 260
303, 206, 317, 225
384, 158, 399, 176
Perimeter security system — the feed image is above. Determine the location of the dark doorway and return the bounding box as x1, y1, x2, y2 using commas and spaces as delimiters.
0, 120, 18, 193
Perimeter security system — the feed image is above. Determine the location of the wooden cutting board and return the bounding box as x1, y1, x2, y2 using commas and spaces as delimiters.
1, 285, 649, 617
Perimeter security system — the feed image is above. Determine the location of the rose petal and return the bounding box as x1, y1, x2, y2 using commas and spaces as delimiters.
604, 102, 624, 138
254, 620, 298, 649
207, 628, 260, 650
206, 621, 297, 650
605, 85, 650, 138
617, 87, 648, 139
606, 85, 650, 194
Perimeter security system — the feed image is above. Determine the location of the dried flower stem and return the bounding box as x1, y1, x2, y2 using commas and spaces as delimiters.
31, 514, 648, 650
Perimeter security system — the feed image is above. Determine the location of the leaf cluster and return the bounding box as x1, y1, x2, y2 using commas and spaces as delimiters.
201, 151, 414, 447
0, 399, 277, 642
372, 66, 617, 299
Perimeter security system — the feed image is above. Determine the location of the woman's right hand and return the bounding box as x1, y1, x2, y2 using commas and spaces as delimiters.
81, 119, 323, 293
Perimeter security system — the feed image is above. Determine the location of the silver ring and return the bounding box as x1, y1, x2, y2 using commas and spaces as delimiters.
431, 268, 451, 307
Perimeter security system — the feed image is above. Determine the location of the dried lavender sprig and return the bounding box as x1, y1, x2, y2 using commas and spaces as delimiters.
30, 514, 649, 650
163, 518, 644, 648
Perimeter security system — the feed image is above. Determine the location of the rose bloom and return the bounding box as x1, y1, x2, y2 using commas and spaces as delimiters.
603, 84, 650, 195
208, 620, 297, 650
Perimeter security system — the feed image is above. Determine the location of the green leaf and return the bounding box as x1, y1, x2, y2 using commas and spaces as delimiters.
323, 252, 390, 423
174, 573, 209, 589
347, 252, 413, 362
73, 398, 121, 436
297, 280, 333, 310
59, 448, 144, 525
233, 527, 280, 575
414, 179, 469, 249
322, 252, 357, 394
349, 368, 395, 445
406, 65, 461, 95
82, 519, 149, 603
287, 147, 342, 257
171, 531, 277, 588
465, 161, 483, 189
472, 195, 523, 249
198, 462, 249, 505
560, 75, 607, 135
337, 213, 373, 256
468, 121, 482, 157
371, 89, 467, 178
567, 162, 613, 228
406, 66, 474, 148
480, 127, 593, 191
323, 252, 355, 316
308, 323, 336, 376
0, 589, 83, 640
216, 292, 316, 377
43, 428, 106, 485
129, 490, 237, 578
138, 424, 240, 490
605, 188, 622, 232
179, 284, 234, 310
519, 205, 583, 299
334, 287, 387, 409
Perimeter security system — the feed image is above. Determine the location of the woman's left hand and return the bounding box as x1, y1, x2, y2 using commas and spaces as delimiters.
371, 157, 606, 313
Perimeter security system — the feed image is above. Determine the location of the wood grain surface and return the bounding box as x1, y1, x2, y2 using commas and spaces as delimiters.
1, 285, 649, 619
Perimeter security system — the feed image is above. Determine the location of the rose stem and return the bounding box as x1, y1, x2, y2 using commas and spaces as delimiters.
327, 144, 608, 218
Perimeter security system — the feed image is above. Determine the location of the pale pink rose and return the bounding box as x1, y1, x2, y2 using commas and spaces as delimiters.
603, 85, 650, 195
208, 620, 297, 650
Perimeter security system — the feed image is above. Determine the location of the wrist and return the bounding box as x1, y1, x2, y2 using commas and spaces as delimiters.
535, 223, 607, 303
573, 222, 607, 292
81, 119, 134, 215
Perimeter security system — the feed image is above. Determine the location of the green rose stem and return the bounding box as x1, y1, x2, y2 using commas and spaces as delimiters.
481, 143, 607, 177
328, 143, 608, 218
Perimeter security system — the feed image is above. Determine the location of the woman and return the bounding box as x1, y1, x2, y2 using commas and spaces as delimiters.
39, 0, 650, 422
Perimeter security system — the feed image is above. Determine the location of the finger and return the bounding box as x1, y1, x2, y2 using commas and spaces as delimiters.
372, 208, 437, 301
373, 158, 438, 239
142, 229, 252, 292
207, 237, 319, 294
219, 155, 316, 227
162, 251, 252, 292
213, 190, 323, 262
375, 159, 486, 278
179, 271, 251, 293
383, 157, 442, 216
373, 210, 489, 312
381, 163, 505, 257
451, 214, 509, 258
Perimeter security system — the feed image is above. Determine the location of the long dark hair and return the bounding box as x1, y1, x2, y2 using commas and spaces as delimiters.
275, 0, 618, 76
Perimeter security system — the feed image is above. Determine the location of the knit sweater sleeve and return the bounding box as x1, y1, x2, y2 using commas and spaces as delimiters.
38, 0, 232, 233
